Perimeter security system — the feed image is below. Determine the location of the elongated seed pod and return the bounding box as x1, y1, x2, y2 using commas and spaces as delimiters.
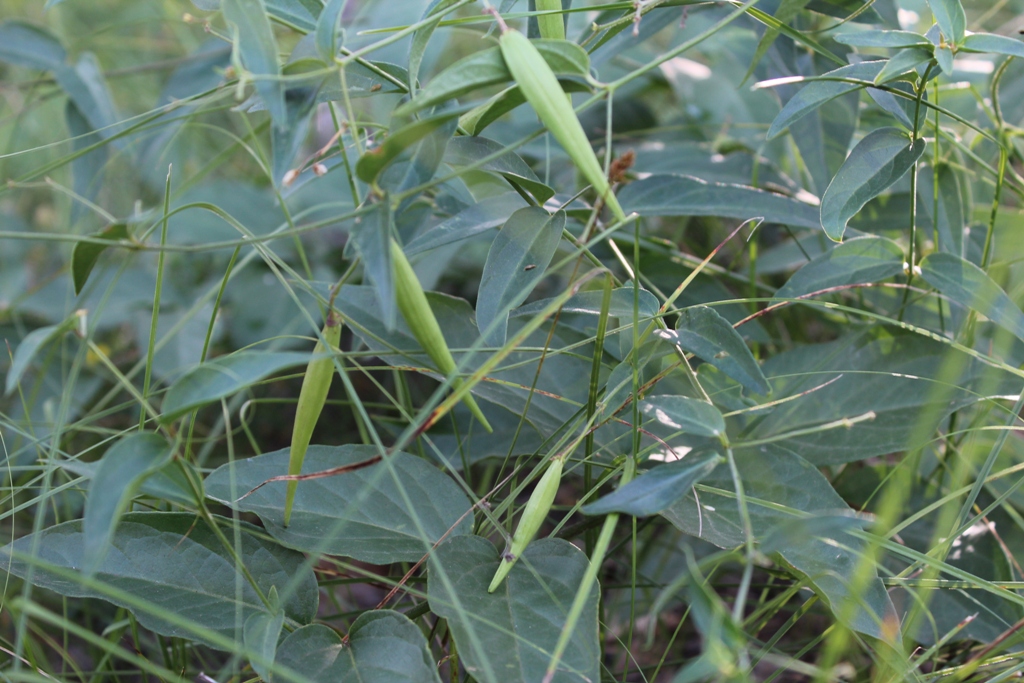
535, 0, 565, 41
391, 238, 493, 433
284, 314, 342, 526
488, 457, 564, 592
498, 27, 626, 221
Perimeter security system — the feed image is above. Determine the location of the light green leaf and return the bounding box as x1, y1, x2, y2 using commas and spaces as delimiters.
477, 207, 564, 346
160, 350, 312, 422
820, 127, 925, 242
0, 20, 67, 71
314, 0, 344, 62
919, 252, 1024, 341
874, 47, 934, 84
0, 513, 318, 650
583, 451, 723, 517
775, 236, 905, 300
204, 445, 474, 564
443, 136, 554, 204
83, 433, 175, 574
927, 0, 966, 44
223, 0, 286, 128
834, 30, 931, 48
428, 536, 600, 683
276, 613, 442, 683
766, 61, 885, 139
935, 45, 954, 75
618, 174, 819, 229
640, 395, 727, 439
659, 306, 770, 395
961, 32, 1024, 59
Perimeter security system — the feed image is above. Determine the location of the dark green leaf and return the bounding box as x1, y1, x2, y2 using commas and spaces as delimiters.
583, 452, 723, 517
767, 61, 885, 139
640, 395, 728, 440
405, 193, 527, 255
5, 319, 76, 395
927, 0, 966, 44
919, 252, 1024, 341
243, 589, 283, 682
458, 78, 592, 136
379, 115, 458, 199
66, 101, 108, 225
350, 202, 396, 331
874, 47, 934, 84
61, 458, 199, 507
820, 127, 925, 241
276, 613, 442, 683
0, 20, 66, 71
223, 0, 286, 128
160, 351, 312, 422
0, 513, 318, 650
356, 109, 459, 184
443, 136, 554, 204
834, 29, 930, 48
428, 536, 600, 683
618, 174, 820, 229
477, 207, 564, 346
511, 286, 660, 321
272, 84, 319, 187
961, 33, 1024, 59
918, 163, 965, 256
83, 433, 175, 574
659, 306, 770, 395
775, 236, 905, 299
204, 445, 474, 564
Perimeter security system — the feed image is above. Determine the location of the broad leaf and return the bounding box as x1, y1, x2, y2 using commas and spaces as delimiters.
0, 20, 66, 70
641, 395, 727, 440
662, 444, 898, 640
160, 351, 312, 422
659, 306, 770, 395
0, 513, 318, 650
618, 174, 819, 229
775, 236, 905, 300
927, 0, 966, 44
820, 127, 925, 241
583, 452, 723, 517
223, 0, 286, 128
919, 253, 1024, 341
204, 445, 474, 564
477, 207, 564, 346
83, 433, 175, 574
961, 33, 1024, 59
428, 536, 600, 683
443, 136, 554, 204
405, 193, 527, 255
767, 61, 885, 139
276, 613, 442, 683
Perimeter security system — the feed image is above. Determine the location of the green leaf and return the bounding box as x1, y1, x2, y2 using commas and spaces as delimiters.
511, 285, 660, 321
405, 193, 527, 255
961, 32, 1024, 59
70, 220, 130, 292
0, 512, 318, 650
662, 444, 897, 640
775, 236, 905, 300
640, 395, 728, 440
457, 78, 592, 136
477, 207, 564, 347
350, 202, 396, 331
443, 136, 554, 204
874, 46, 934, 84
394, 40, 590, 118
428, 536, 600, 683
314, 0, 344, 62
271, 83, 318, 187
61, 458, 199, 507
583, 452, 723, 517
83, 433, 175, 574
223, 0, 286, 128
66, 101, 108, 225
935, 44, 953, 75
0, 20, 67, 71
276, 613, 442, 683
919, 253, 1024, 341
355, 109, 459, 185
659, 306, 770, 395
766, 61, 885, 139
618, 174, 820, 229
834, 29, 931, 48
409, 0, 465, 96
927, 0, 966, 44
243, 588, 283, 682
160, 350, 312, 422
820, 127, 925, 242
5, 319, 76, 395
204, 445, 474, 564
918, 163, 965, 256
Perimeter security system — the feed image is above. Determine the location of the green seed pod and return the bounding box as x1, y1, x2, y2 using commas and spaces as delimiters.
488, 456, 564, 593
535, 0, 565, 41
498, 27, 626, 221
284, 314, 342, 527
391, 238, 493, 433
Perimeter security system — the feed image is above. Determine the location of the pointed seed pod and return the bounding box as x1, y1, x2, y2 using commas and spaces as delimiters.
391, 238, 493, 433
488, 456, 564, 592
497, 27, 625, 221
284, 314, 342, 526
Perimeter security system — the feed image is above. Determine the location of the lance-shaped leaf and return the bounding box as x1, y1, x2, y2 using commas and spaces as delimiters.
919, 253, 1024, 341
314, 0, 345, 62
766, 61, 885, 139
917, 163, 965, 256
477, 207, 564, 347
834, 30, 931, 49
820, 127, 925, 242
583, 451, 723, 517
927, 0, 966, 44
960, 33, 1024, 59
223, 0, 286, 128
356, 109, 459, 185
6, 318, 77, 395
443, 136, 554, 204
405, 192, 527, 255
874, 47, 934, 84
776, 236, 905, 300
349, 202, 396, 330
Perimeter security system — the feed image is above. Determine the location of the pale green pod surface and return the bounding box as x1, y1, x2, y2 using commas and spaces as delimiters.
390, 239, 493, 433
488, 457, 564, 592
284, 316, 341, 526
535, 0, 565, 41
498, 28, 626, 221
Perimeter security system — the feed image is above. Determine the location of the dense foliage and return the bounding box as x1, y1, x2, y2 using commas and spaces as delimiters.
3, 0, 1024, 681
